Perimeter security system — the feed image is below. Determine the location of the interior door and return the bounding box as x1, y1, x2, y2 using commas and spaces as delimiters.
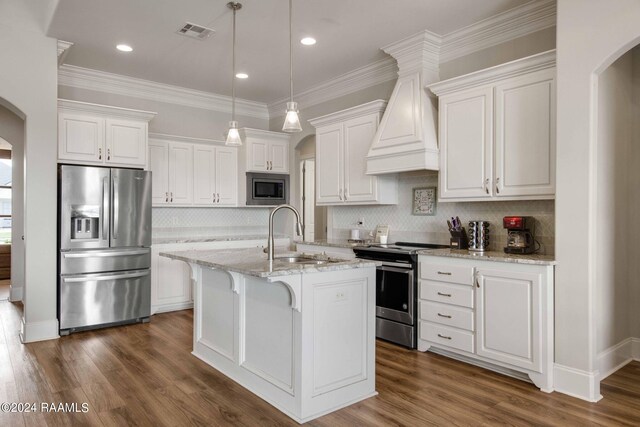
111, 168, 151, 248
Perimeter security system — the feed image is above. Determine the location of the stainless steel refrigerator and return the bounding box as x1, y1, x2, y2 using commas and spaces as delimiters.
58, 165, 152, 335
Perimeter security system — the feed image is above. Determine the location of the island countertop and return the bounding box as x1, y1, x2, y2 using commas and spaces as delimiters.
159, 246, 378, 278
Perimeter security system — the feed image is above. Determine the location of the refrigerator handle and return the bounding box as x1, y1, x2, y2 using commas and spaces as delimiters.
102, 176, 109, 241
63, 270, 150, 283
112, 176, 119, 240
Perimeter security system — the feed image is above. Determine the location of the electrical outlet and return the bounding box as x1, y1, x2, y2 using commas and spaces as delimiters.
357, 217, 365, 227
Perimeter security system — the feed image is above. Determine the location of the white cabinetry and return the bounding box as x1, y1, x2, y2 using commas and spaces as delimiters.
193, 144, 238, 206
309, 101, 398, 206
429, 50, 556, 202
151, 238, 290, 314
58, 99, 156, 167
149, 139, 193, 205
148, 134, 238, 207
418, 255, 554, 392
239, 128, 290, 173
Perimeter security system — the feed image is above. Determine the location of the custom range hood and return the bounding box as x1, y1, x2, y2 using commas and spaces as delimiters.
367, 31, 440, 174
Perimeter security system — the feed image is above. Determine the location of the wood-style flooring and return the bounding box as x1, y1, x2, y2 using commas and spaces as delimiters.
1, 300, 639, 426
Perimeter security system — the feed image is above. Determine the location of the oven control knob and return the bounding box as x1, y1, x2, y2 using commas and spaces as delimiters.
403, 304, 408, 310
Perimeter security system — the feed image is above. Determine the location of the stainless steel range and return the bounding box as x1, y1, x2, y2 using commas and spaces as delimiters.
353, 241, 449, 348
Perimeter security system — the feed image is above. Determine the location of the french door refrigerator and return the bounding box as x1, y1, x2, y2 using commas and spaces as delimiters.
58, 165, 152, 335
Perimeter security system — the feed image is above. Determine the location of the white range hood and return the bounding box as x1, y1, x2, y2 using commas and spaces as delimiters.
366, 31, 440, 174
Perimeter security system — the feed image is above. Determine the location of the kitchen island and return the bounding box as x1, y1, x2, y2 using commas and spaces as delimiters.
160, 247, 377, 423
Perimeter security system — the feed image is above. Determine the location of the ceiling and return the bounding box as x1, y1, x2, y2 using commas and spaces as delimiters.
48, 0, 530, 104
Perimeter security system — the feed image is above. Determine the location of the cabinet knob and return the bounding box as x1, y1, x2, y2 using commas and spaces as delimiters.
338, 189, 343, 201
344, 188, 348, 201
495, 177, 500, 194
107, 148, 111, 161
170, 192, 173, 203
98, 148, 102, 160
216, 193, 220, 203
484, 178, 489, 194
165, 192, 168, 203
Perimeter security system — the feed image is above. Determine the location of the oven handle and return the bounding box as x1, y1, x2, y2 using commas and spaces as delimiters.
378, 261, 413, 270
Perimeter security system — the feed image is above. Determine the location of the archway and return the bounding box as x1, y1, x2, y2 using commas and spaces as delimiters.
0, 101, 25, 304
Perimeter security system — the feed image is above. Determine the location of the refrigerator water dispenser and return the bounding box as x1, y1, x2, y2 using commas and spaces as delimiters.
70, 206, 99, 240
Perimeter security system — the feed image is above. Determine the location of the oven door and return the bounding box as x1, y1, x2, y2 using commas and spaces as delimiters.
376, 261, 414, 325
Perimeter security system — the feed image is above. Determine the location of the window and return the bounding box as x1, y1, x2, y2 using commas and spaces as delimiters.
0, 149, 11, 243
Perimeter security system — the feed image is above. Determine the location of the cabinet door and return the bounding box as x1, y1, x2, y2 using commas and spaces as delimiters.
168, 142, 193, 204
247, 139, 268, 172
476, 268, 541, 372
58, 113, 104, 163
315, 123, 344, 204
149, 141, 169, 205
494, 69, 555, 198
343, 114, 378, 203
151, 246, 192, 312
193, 144, 216, 206
439, 87, 493, 200
268, 140, 289, 173
105, 119, 147, 166
215, 147, 238, 206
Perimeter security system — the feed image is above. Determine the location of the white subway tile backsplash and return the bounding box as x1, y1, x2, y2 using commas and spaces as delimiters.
330, 172, 555, 254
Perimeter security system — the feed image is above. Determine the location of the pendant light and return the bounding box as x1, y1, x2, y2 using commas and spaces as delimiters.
226, 2, 243, 146
282, 0, 302, 132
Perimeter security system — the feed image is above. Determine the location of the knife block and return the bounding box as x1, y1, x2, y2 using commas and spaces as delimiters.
449, 227, 469, 249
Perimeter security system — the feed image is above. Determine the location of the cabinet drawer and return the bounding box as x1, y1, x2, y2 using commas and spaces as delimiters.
420, 263, 473, 285
420, 281, 474, 308
420, 322, 474, 353
420, 301, 474, 331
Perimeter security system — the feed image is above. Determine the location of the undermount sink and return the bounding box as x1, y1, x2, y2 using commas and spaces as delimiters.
274, 256, 341, 265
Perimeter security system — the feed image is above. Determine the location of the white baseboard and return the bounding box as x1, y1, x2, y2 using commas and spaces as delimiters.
597, 338, 635, 381
9, 285, 23, 302
553, 363, 602, 402
152, 301, 194, 315
20, 317, 59, 343
633, 338, 640, 360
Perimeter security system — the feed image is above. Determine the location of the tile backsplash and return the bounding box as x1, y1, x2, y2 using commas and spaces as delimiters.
330, 172, 555, 254
153, 207, 271, 239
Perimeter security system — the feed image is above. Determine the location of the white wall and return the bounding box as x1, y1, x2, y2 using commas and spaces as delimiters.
0, 0, 59, 342
555, 0, 640, 401
0, 105, 25, 300
631, 49, 640, 340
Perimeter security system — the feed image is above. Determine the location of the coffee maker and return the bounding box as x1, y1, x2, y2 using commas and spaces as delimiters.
503, 216, 536, 254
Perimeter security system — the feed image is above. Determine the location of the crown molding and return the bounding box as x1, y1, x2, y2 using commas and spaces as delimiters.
308, 100, 387, 128
439, 0, 556, 63
58, 64, 269, 120
267, 58, 398, 119
428, 49, 556, 96
58, 98, 157, 121
149, 132, 226, 146
57, 40, 73, 67
381, 30, 441, 76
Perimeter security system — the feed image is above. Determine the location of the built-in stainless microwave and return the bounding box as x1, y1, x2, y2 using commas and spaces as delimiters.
246, 172, 289, 205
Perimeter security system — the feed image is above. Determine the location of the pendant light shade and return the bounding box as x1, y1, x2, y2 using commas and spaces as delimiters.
282, 0, 302, 133
226, 2, 243, 146
283, 101, 302, 132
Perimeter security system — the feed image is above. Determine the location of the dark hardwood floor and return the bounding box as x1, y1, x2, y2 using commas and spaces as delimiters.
1, 300, 639, 426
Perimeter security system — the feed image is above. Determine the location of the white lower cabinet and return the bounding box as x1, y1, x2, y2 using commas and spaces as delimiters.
151, 238, 290, 314
418, 255, 554, 392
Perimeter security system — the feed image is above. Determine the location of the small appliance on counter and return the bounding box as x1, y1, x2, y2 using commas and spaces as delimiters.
468, 220, 490, 252
447, 216, 468, 249
503, 216, 537, 254
374, 224, 389, 244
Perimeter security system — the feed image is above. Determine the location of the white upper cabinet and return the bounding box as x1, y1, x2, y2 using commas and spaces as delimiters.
429, 50, 556, 202
58, 99, 156, 168
149, 135, 238, 207
310, 100, 398, 206
239, 128, 290, 173
193, 144, 238, 206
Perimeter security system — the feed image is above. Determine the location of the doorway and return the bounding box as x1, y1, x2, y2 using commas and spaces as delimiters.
0, 140, 9, 300
295, 135, 326, 242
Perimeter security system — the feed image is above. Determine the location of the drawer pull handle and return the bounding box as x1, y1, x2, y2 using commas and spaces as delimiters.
437, 271, 452, 275
437, 334, 452, 340
437, 292, 452, 297
437, 313, 452, 319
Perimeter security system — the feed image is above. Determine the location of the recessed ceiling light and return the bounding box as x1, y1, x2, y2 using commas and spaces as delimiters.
116, 44, 133, 52
236, 73, 249, 79
300, 37, 316, 46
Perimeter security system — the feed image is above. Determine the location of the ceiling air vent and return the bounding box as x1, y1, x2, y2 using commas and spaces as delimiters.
176, 22, 215, 40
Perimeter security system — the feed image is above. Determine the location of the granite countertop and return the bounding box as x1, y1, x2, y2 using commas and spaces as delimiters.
296, 239, 372, 249
418, 248, 556, 266
153, 234, 288, 245
159, 247, 378, 278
